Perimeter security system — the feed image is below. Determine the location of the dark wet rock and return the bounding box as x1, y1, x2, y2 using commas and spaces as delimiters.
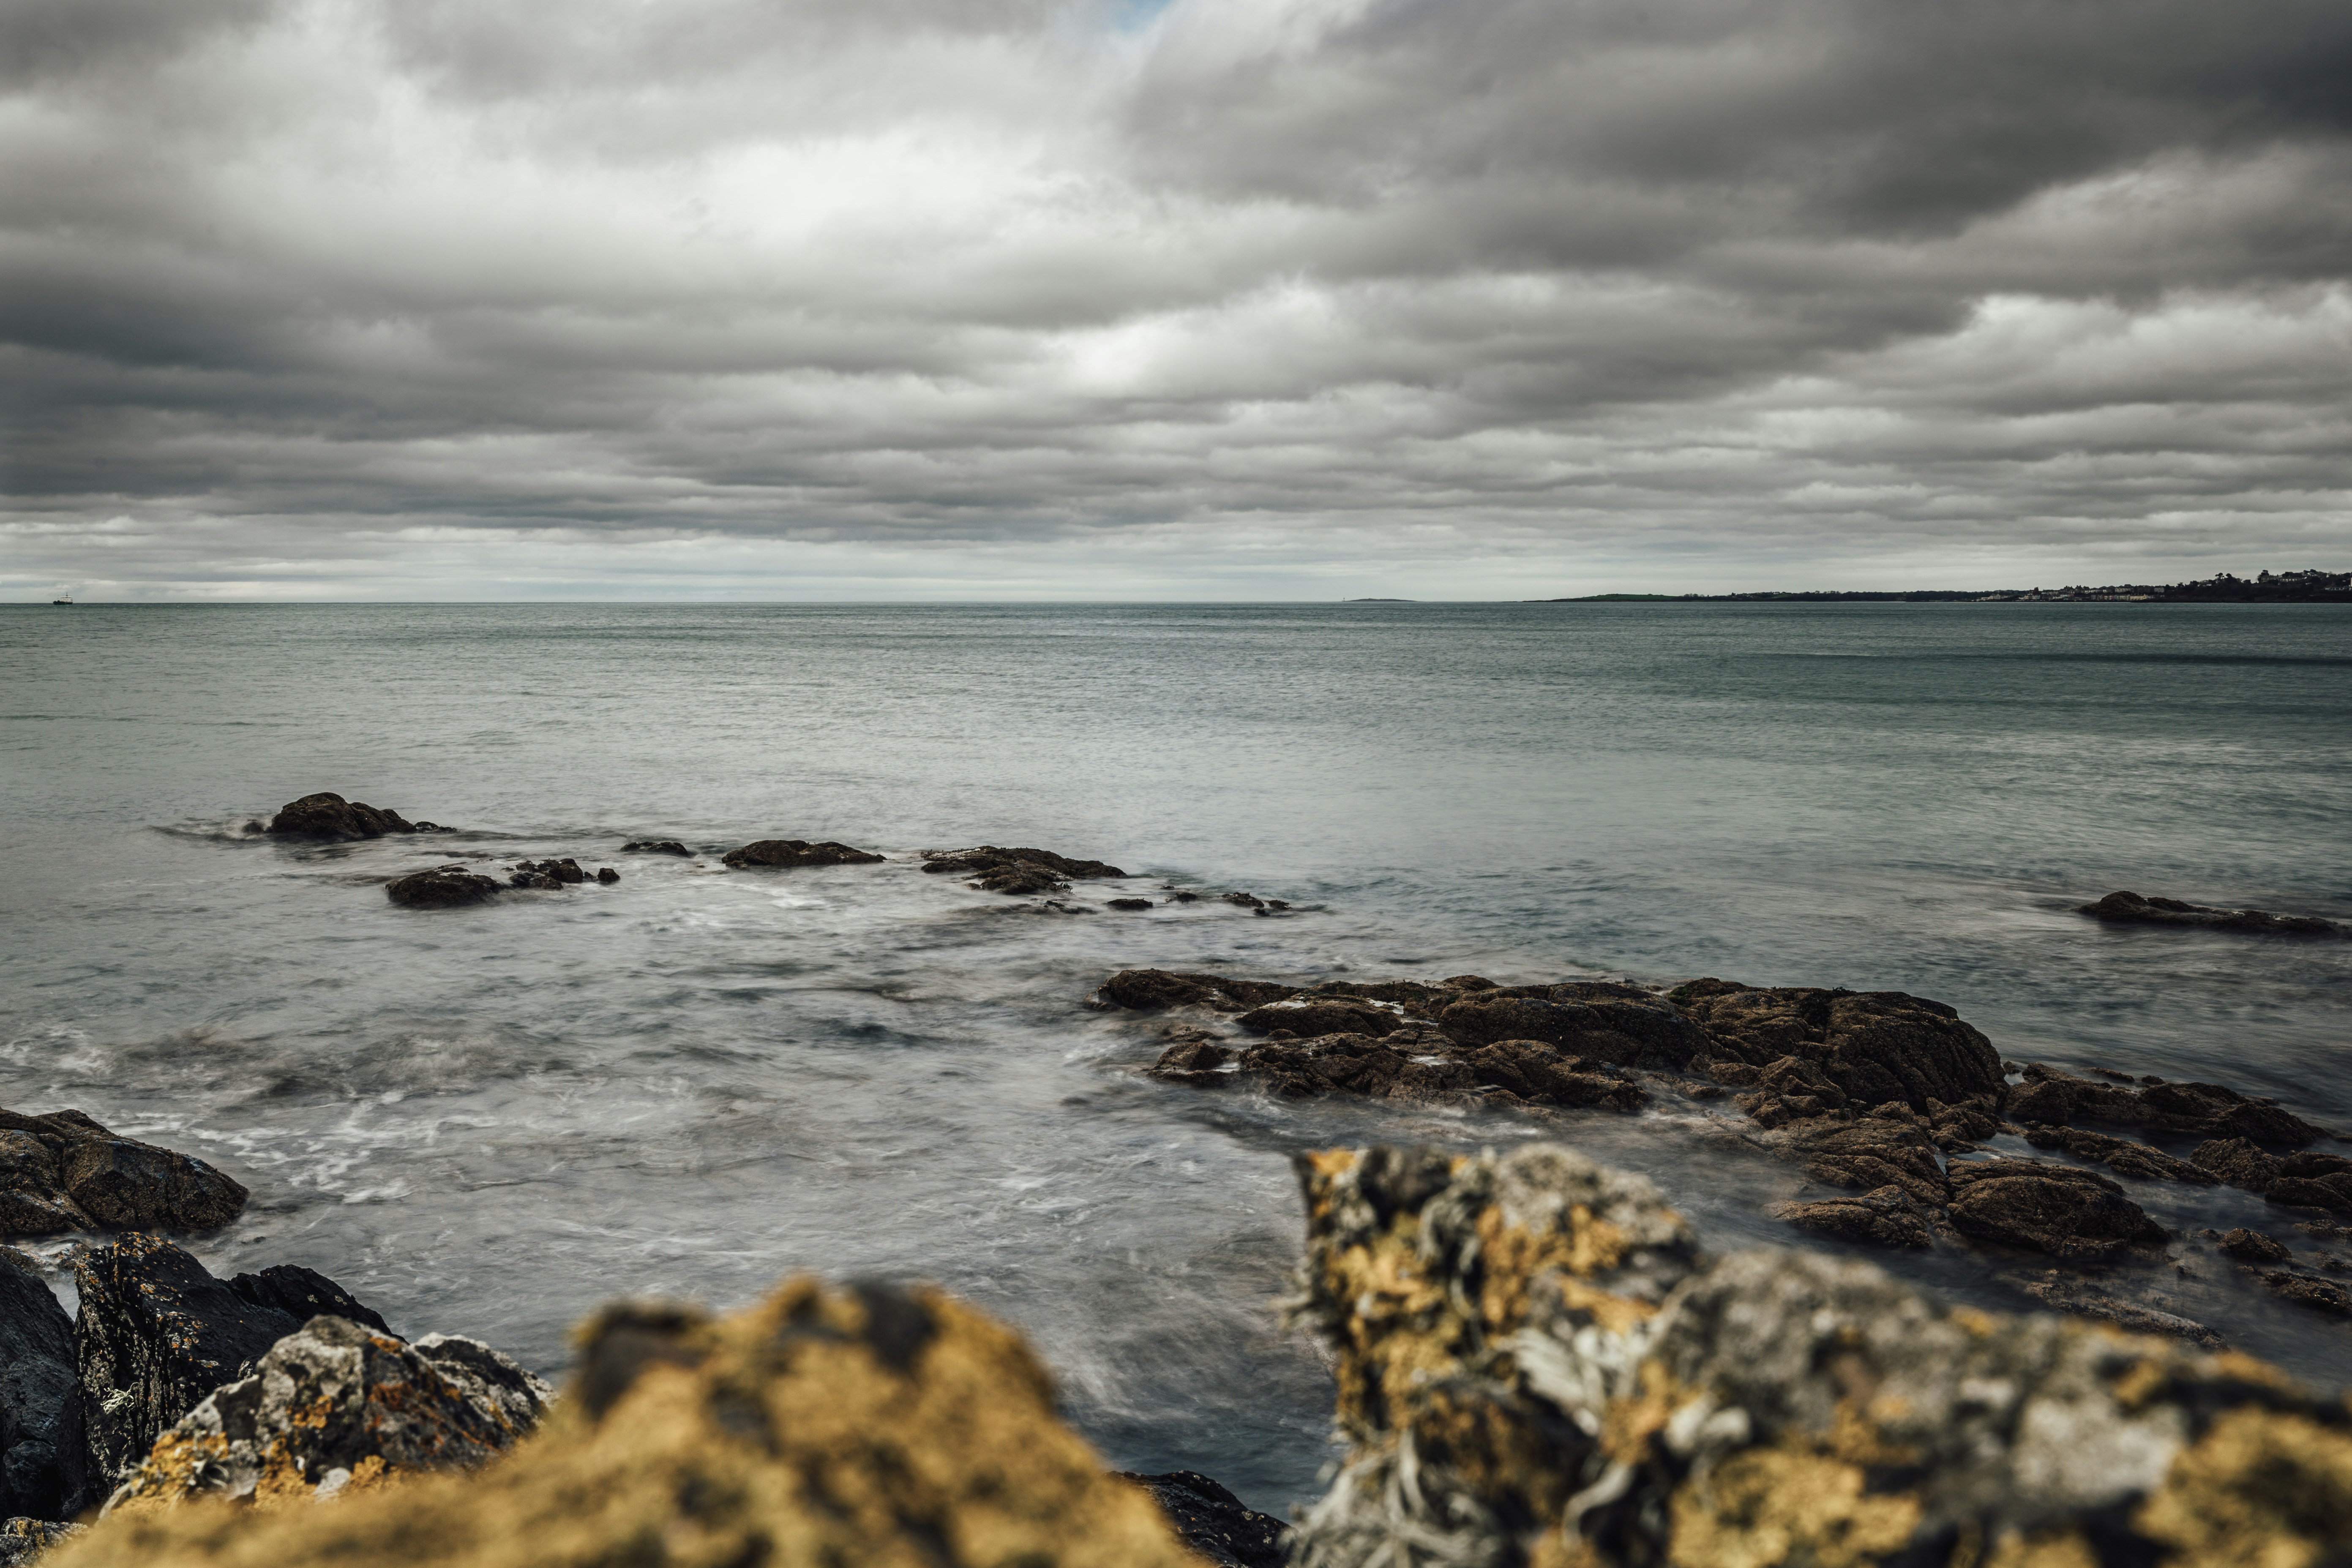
1092, 969, 1302, 1013
1768, 1184, 1934, 1249
1146, 1037, 1234, 1087
2014, 1062, 2324, 1145
384, 867, 502, 908
595, 866, 619, 884
1118, 1470, 1287, 1568
265, 793, 445, 842
1437, 992, 1699, 1069
620, 840, 690, 856
2021, 1124, 2221, 1184
0, 1253, 74, 1522
101, 1317, 550, 1512
2218, 1227, 2292, 1263
1237, 996, 1408, 1039
1944, 1157, 2169, 1257
1221, 892, 1265, 910
69, 1235, 313, 1503
921, 846, 1126, 891
1782, 1118, 1948, 1205
1238, 1029, 1644, 1114
2079, 889, 2343, 936
1999, 1271, 2226, 1349
508, 857, 585, 886
1675, 984, 2002, 1109
1106, 897, 1152, 911
2264, 1151, 2352, 1214
1733, 1055, 1851, 1128
1164, 890, 1200, 903
1441, 974, 1498, 990
2193, 1136, 2286, 1192
227, 1264, 393, 1336
0, 1520, 79, 1565
721, 839, 886, 870
1924, 1097, 2002, 1151
2257, 1271, 2352, 1317
0, 1109, 245, 1236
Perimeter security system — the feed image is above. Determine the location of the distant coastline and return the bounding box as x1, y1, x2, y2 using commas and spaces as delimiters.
1538, 568, 2352, 604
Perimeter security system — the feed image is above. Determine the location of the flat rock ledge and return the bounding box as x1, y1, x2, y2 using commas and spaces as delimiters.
1283, 1141, 2352, 1568
2080, 889, 2344, 937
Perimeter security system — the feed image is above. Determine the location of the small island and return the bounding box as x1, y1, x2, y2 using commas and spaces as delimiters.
1534, 567, 2351, 604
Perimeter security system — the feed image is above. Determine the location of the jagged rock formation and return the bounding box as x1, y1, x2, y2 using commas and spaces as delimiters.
0, 1109, 246, 1237
922, 846, 1128, 893
265, 795, 448, 841
50, 1280, 1198, 1568
103, 1317, 549, 1513
1285, 1141, 2352, 1568
67, 1238, 392, 1508
1116, 1471, 1288, 1568
2080, 889, 2342, 936
0, 1253, 75, 1522
224, 1266, 393, 1336
384, 868, 502, 908
719, 839, 886, 869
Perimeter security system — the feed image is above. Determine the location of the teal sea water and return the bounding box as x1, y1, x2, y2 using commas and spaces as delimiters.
3, 601, 2349, 1510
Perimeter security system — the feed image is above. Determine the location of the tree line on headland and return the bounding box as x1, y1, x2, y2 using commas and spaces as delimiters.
1542, 567, 2352, 603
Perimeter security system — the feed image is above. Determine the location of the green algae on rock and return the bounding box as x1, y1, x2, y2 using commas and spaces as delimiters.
1284, 1141, 2352, 1568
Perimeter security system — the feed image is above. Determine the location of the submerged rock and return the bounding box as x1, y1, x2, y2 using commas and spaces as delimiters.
2080, 889, 2343, 936
68, 1237, 383, 1506
1105, 897, 1153, 911
0, 1253, 75, 1522
506, 858, 584, 888
1117, 1471, 1287, 1568
51, 1280, 1197, 1568
383, 868, 501, 909
0, 1110, 245, 1238
1284, 1140, 2352, 1568
719, 839, 886, 870
619, 840, 690, 856
265, 794, 445, 842
2021, 1122, 2221, 1183
103, 1317, 549, 1514
2217, 1227, 2292, 1263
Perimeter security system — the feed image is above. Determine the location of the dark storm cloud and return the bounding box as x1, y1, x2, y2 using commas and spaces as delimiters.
2, 0, 2347, 597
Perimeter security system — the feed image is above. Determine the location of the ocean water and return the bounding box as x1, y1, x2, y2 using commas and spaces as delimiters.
3, 601, 2349, 1512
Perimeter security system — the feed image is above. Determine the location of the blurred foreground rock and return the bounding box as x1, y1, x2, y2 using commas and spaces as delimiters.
1285, 1141, 2352, 1568
50, 1280, 1200, 1568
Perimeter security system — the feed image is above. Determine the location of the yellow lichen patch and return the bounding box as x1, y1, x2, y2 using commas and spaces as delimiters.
45, 1279, 1199, 1568
2108, 1355, 2174, 1413
1948, 1308, 1997, 1339
1317, 1218, 1470, 1435
2202, 1352, 2302, 1393
1826, 1400, 1917, 1468
1983, 1527, 2099, 1568
1411, 1381, 1574, 1523
1665, 1441, 1921, 1568
109, 1432, 230, 1517
2134, 1406, 2352, 1568
1599, 1361, 1687, 1467
1475, 1203, 1632, 1335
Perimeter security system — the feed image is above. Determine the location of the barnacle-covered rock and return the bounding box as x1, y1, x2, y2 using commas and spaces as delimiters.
101, 1318, 548, 1514
1285, 1140, 2352, 1568
49, 1279, 1197, 1568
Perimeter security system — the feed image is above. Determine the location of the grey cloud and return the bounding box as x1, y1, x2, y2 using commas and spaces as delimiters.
2, 0, 2348, 598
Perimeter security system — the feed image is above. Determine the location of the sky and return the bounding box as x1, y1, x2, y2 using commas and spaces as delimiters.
3, 0, 2350, 600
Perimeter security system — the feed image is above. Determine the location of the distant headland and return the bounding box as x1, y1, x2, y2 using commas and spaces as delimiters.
1536, 568, 2351, 604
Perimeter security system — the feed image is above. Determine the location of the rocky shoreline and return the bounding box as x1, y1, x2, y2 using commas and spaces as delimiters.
13, 793, 2343, 1563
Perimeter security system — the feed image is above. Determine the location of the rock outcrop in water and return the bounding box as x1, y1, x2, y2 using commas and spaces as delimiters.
0, 1252, 76, 1523
103, 1317, 549, 1514
265, 795, 448, 842
922, 845, 1128, 893
619, 840, 690, 856
1115, 1471, 1288, 1568
719, 839, 886, 870
384, 868, 502, 908
1284, 1140, 2352, 1568
0, 1110, 246, 1238
50, 1280, 1199, 1568
2079, 889, 2344, 936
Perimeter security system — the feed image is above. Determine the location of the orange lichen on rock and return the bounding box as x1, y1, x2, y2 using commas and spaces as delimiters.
48, 1278, 1197, 1568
